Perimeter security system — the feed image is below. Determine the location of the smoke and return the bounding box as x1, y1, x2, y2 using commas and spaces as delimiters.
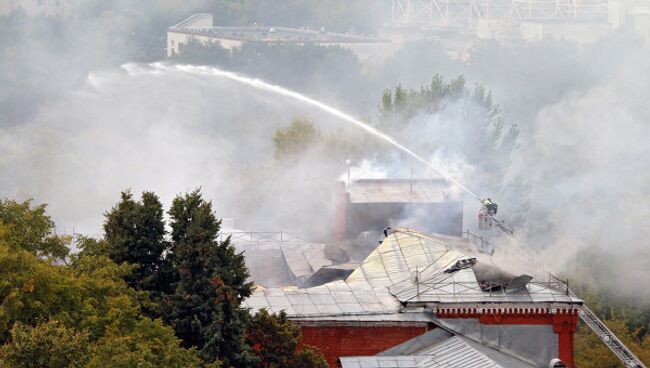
2, 2, 650, 299
373, 33, 650, 300
511, 67, 650, 299
0, 64, 346, 237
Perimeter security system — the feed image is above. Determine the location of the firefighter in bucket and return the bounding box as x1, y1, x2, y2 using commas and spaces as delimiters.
478, 198, 498, 230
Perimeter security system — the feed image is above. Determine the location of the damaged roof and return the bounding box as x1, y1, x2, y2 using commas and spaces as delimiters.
243, 228, 581, 319
228, 233, 341, 287
347, 179, 461, 204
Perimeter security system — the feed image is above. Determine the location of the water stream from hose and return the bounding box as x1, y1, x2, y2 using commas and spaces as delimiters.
143, 62, 482, 201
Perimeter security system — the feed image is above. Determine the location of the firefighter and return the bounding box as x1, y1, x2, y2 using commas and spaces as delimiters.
483, 198, 498, 217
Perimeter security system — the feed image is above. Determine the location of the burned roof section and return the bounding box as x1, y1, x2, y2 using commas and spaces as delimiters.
347, 178, 461, 204
243, 228, 582, 320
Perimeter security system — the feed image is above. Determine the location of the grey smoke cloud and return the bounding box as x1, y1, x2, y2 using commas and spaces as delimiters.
511, 67, 650, 298
0, 63, 350, 239
1, 3, 650, 300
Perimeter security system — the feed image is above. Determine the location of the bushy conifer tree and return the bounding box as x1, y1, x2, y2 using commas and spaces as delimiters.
166, 189, 256, 366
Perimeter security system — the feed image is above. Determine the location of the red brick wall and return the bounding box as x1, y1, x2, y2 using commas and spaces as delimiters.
300, 324, 428, 368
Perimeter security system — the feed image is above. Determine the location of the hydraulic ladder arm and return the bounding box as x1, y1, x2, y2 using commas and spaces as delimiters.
571, 290, 647, 368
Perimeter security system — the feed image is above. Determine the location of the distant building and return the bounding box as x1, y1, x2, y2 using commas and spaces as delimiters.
167, 13, 398, 64
0, 0, 71, 17
385, 0, 650, 45
245, 228, 582, 367
621, 0, 650, 42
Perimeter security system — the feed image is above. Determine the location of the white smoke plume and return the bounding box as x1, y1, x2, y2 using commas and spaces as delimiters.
1, 3, 650, 299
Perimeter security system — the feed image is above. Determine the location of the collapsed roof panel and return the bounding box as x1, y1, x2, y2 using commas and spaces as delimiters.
230, 236, 336, 287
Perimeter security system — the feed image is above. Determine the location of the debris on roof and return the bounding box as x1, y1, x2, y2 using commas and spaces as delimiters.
243, 228, 582, 318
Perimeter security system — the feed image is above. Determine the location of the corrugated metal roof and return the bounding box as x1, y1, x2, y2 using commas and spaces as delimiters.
243, 228, 581, 319
347, 228, 470, 289
244, 280, 400, 317
347, 179, 460, 204
378, 328, 454, 356
462, 337, 538, 368
339, 336, 536, 368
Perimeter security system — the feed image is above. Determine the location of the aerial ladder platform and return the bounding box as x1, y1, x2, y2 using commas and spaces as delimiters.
573, 292, 647, 368
473, 197, 644, 367
544, 274, 647, 368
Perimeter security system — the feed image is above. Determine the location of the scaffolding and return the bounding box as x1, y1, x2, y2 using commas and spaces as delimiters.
391, 0, 609, 30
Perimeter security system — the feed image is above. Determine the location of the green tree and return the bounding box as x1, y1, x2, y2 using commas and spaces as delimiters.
0, 198, 69, 259
0, 221, 201, 367
166, 189, 255, 366
87, 318, 202, 368
574, 311, 650, 368
0, 234, 86, 342
273, 117, 321, 160
246, 309, 327, 368
103, 191, 172, 295
0, 320, 90, 368
377, 75, 519, 199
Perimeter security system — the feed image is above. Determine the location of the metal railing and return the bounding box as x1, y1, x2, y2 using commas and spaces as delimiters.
218, 231, 306, 243
413, 280, 572, 296
462, 230, 495, 255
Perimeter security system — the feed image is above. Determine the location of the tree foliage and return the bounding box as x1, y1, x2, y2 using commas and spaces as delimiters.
571, 281, 650, 367
378, 74, 518, 165
377, 74, 519, 198
87, 318, 202, 368
247, 309, 328, 368
0, 320, 90, 368
166, 189, 255, 366
103, 191, 171, 294
0, 200, 202, 367
271, 116, 366, 163
273, 117, 321, 160
575, 311, 650, 367
0, 199, 69, 259
379, 75, 469, 121
0, 193, 334, 368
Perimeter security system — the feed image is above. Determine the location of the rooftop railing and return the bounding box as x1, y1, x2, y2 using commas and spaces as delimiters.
218, 231, 306, 243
